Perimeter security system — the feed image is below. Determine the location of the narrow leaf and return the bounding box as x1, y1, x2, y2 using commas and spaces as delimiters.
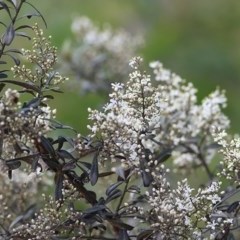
58, 149, 75, 160
55, 172, 63, 201
62, 161, 76, 171
107, 219, 133, 231
46, 71, 56, 85
141, 170, 153, 187
105, 189, 122, 204
83, 205, 106, 215
227, 201, 239, 213
116, 167, 126, 180
156, 148, 171, 164
137, 229, 153, 240
128, 185, 141, 193
6, 53, 20, 65
22, 97, 41, 109
6, 159, 21, 170
98, 171, 115, 177
79, 161, 92, 170
106, 181, 123, 196
4, 48, 22, 54
0, 83, 5, 92
0, 73, 7, 79
118, 230, 130, 240
15, 31, 31, 40
1, 23, 15, 45
0, 80, 40, 93
15, 25, 33, 31
90, 153, 99, 186
40, 136, 55, 157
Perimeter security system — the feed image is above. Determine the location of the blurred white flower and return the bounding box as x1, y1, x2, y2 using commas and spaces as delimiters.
61, 16, 143, 94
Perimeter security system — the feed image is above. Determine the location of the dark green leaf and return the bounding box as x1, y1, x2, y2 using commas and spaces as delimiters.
128, 185, 141, 193
6, 159, 21, 170
79, 161, 92, 170
9, 204, 36, 229
15, 31, 31, 40
227, 201, 239, 213
204, 142, 221, 150
90, 153, 99, 186
15, 25, 33, 31
1, 23, 15, 45
40, 136, 55, 157
83, 205, 106, 215
8, 170, 12, 179
5, 53, 20, 65
116, 167, 126, 180
0, 80, 41, 93
107, 218, 133, 231
4, 48, 22, 54
141, 170, 153, 187
22, 97, 41, 109
46, 71, 56, 85
58, 149, 75, 160
0, 83, 5, 92
98, 171, 115, 177
62, 160, 76, 171
47, 119, 77, 133
105, 189, 122, 204
156, 148, 171, 164
0, 73, 7, 79
9, 215, 24, 230
106, 181, 123, 196
50, 88, 64, 93
118, 230, 130, 240
55, 172, 63, 201
137, 229, 153, 240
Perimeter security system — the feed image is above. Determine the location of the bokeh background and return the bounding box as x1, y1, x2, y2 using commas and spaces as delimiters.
34, 0, 240, 135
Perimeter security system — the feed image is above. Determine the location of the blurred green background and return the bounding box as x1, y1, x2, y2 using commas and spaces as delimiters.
34, 0, 240, 135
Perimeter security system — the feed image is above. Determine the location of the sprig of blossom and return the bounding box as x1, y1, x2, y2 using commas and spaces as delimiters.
60, 16, 143, 93
143, 174, 224, 239
12, 23, 68, 90
213, 128, 240, 184
88, 57, 229, 173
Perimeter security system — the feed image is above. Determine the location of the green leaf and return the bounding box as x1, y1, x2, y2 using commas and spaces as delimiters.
141, 170, 153, 187
106, 181, 123, 196
137, 229, 153, 240
55, 172, 63, 202
90, 153, 99, 186
0, 80, 41, 93
1, 23, 15, 45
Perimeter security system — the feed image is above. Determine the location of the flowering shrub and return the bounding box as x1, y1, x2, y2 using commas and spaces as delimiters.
1, 1, 240, 240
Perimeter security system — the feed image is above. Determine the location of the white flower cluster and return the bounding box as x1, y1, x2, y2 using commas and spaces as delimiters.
88, 57, 230, 171
61, 16, 143, 93
213, 129, 240, 183
120, 163, 232, 239
143, 171, 231, 239
0, 88, 56, 162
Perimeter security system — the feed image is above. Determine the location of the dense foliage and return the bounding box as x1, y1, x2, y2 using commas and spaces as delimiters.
1, 1, 240, 239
